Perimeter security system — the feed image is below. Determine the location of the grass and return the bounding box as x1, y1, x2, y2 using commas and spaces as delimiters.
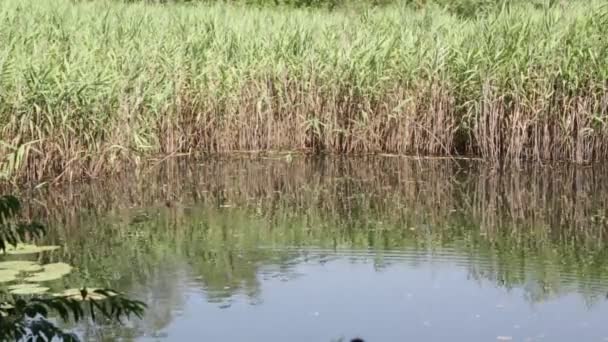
1, 0, 608, 181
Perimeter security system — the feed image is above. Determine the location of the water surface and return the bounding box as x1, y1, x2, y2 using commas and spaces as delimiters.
26, 158, 608, 341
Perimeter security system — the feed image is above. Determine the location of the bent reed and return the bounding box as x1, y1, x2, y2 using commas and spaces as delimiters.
1, 0, 607, 181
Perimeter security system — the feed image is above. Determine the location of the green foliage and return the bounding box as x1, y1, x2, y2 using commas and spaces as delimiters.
112, 0, 582, 12
0, 195, 146, 342
0, 195, 45, 253
1, 0, 608, 180
119, 0, 397, 8
0, 290, 145, 341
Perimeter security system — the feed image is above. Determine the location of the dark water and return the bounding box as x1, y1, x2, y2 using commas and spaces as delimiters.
26, 158, 608, 341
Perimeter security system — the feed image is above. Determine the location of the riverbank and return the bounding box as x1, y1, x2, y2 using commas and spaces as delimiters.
1, 0, 607, 181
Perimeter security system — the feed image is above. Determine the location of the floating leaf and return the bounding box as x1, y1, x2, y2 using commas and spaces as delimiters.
55, 288, 118, 301
4, 244, 60, 255
8, 283, 34, 290
24, 273, 63, 282
9, 284, 49, 295
42, 262, 71, 275
24, 262, 72, 282
0, 261, 36, 269
0, 261, 43, 273
0, 303, 14, 310
21, 264, 43, 272
24, 272, 65, 282
0, 269, 18, 283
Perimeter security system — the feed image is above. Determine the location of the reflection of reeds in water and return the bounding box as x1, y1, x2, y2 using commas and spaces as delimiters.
30, 158, 608, 235
17, 158, 608, 305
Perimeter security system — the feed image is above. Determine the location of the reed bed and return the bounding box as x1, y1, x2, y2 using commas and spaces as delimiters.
1, 0, 608, 181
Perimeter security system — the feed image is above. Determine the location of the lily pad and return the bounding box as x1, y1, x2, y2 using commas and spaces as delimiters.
55, 288, 118, 301
0, 261, 43, 273
4, 244, 60, 255
21, 264, 44, 272
1, 302, 14, 316
0, 303, 14, 310
9, 284, 50, 295
24, 262, 72, 282
24, 272, 65, 282
0, 269, 18, 283
8, 283, 35, 290
42, 263, 72, 275
0, 261, 37, 269
24, 273, 64, 282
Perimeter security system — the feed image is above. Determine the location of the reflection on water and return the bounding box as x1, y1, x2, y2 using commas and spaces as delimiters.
20, 157, 608, 341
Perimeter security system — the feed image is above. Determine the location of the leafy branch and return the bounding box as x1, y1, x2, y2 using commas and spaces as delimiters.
0, 194, 147, 341
1, 289, 146, 341
0, 195, 45, 253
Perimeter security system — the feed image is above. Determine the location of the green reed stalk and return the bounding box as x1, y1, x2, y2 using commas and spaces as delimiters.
1, 0, 607, 181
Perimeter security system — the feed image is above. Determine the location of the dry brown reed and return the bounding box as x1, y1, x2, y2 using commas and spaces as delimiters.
1, 1, 608, 181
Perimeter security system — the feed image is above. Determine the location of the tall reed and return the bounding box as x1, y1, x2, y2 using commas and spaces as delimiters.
1, 0, 607, 181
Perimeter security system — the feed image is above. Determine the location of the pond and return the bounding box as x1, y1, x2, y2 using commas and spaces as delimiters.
20, 157, 608, 341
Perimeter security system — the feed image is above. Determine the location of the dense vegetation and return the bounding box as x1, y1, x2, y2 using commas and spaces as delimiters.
1, 0, 607, 181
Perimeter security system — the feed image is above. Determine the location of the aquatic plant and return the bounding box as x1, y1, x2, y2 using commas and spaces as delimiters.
1, 0, 608, 181
0, 195, 146, 341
